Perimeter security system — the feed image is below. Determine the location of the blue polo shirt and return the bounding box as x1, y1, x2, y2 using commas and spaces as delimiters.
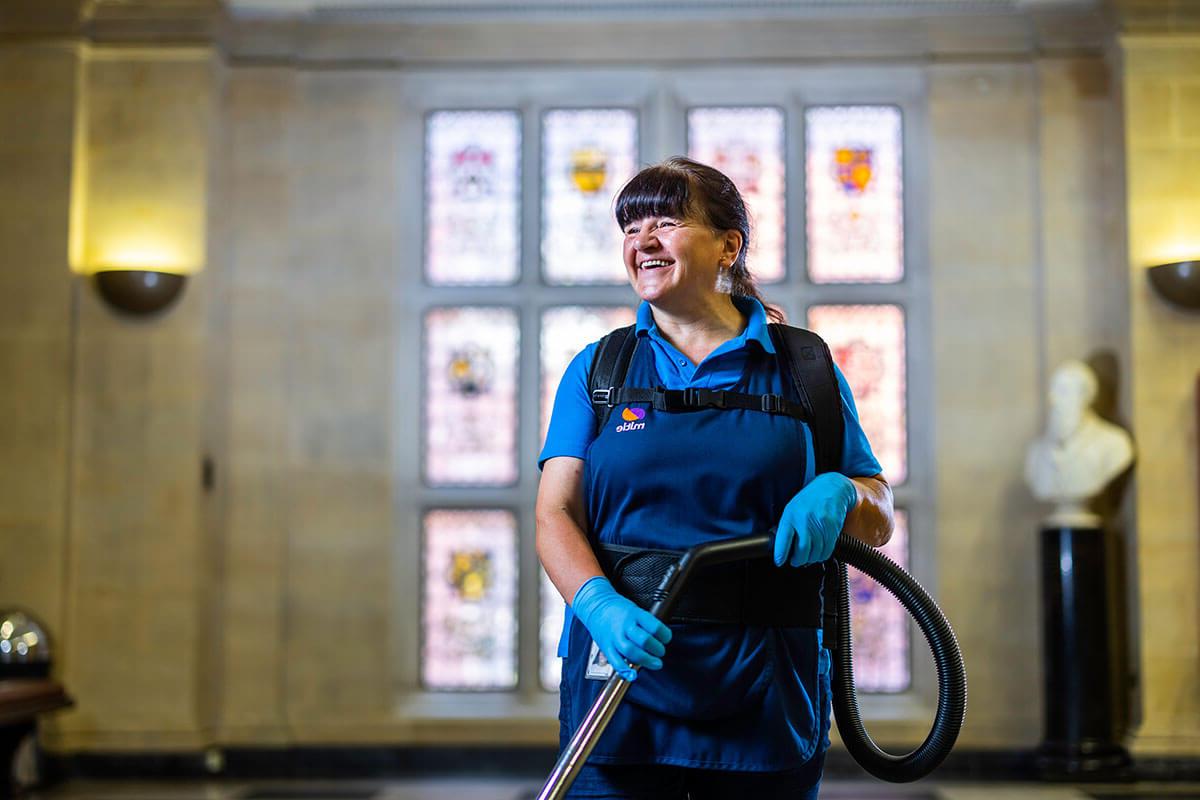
539, 296, 883, 654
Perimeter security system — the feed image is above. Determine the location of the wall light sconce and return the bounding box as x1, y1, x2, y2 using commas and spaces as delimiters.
1147, 260, 1200, 312
92, 269, 188, 316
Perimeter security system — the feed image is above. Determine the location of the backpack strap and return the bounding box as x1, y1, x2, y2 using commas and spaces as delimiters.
587, 325, 639, 435
768, 323, 848, 652
768, 323, 844, 475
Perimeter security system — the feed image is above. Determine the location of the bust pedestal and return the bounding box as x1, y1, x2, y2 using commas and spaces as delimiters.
1035, 525, 1130, 779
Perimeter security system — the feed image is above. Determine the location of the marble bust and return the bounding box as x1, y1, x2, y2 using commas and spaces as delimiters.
1024, 361, 1134, 528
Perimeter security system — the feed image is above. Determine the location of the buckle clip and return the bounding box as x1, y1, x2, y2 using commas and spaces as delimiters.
656, 387, 685, 411
681, 387, 724, 409
592, 388, 615, 407
761, 394, 782, 414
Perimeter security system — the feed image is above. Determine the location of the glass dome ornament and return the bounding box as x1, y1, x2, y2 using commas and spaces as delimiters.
0, 609, 51, 678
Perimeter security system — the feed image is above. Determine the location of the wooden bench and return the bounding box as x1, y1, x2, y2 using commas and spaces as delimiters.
0, 680, 72, 798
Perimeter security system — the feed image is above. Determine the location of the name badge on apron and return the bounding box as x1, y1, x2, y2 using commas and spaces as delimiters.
585, 641, 615, 680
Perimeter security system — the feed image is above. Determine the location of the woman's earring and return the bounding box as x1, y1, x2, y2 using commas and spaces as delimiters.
714, 261, 734, 294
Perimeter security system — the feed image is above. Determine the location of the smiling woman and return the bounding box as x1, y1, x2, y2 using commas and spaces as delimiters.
535, 156, 893, 799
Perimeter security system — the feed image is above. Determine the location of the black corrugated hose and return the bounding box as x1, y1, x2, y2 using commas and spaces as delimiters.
831, 532, 968, 783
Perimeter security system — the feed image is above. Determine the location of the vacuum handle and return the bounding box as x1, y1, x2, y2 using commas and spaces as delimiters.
647, 532, 774, 622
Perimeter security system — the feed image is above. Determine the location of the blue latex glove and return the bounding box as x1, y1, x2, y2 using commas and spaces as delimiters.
774, 473, 858, 568
571, 576, 672, 682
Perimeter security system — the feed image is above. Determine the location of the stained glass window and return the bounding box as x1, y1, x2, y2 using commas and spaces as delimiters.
540, 567, 564, 691
807, 304, 907, 485
540, 305, 638, 443
412, 91, 921, 703
847, 510, 910, 692
542, 109, 638, 285
805, 106, 903, 284
424, 307, 520, 486
422, 509, 518, 690
425, 111, 521, 285
688, 107, 786, 284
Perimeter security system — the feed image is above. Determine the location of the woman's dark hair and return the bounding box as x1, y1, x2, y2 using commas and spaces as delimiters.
614, 156, 784, 323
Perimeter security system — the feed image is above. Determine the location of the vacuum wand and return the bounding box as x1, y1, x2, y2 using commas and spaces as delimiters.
536, 534, 773, 800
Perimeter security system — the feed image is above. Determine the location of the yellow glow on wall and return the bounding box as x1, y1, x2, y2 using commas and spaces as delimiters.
68, 48, 212, 278
76, 226, 198, 276
1142, 239, 1200, 269
70, 215, 202, 276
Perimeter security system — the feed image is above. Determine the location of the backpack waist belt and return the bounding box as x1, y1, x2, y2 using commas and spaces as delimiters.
595, 542, 824, 628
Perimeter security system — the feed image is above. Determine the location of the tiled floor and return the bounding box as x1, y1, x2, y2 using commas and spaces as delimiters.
20, 780, 1200, 800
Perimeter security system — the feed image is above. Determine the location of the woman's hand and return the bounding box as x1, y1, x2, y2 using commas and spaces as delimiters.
773, 473, 858, 567
571, 576, 672, 682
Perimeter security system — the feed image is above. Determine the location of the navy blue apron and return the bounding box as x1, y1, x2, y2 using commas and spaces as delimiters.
560, 340, 833, 772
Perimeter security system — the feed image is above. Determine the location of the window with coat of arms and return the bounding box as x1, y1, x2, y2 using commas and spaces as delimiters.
413, 83, 924, 702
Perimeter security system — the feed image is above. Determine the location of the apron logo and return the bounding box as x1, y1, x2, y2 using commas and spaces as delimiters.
614, 406, 647, 432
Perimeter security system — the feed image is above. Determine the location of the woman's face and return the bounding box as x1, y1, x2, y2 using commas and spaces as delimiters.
621, 212, 740, 309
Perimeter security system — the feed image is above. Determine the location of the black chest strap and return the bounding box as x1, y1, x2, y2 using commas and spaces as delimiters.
591, 385, 809, 421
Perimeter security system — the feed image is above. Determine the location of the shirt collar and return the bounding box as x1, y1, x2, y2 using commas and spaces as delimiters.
634, 296, 776, 354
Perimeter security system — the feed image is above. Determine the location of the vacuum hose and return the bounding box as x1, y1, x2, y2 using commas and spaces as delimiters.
832, 532, 967, 782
